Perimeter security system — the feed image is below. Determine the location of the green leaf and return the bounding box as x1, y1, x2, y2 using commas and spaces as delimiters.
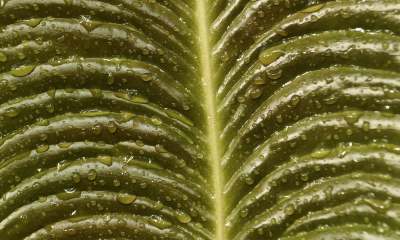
0, 0, 399, 239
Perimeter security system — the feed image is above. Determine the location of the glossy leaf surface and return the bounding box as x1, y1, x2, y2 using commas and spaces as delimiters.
0, 0, 399, 239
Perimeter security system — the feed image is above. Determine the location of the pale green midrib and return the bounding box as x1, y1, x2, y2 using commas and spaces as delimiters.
196, 1, 225, 240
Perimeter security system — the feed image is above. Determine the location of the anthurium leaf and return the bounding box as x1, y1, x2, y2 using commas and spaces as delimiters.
0, 0, 399, 239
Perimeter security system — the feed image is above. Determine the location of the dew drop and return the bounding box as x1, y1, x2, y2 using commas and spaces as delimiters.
87, 169, 97, 180
244, 176, 254, 185
58, 142, 72, 148
284, 204, 295, 215
107, 121, 117, 133
174, 209, 191, 223
4, 107, 20, 117
240, 208, 249, 218
36, 145, 49, 153
237, 95, 246, 103
107, 73, 115, 85
290, 95, 300, 107
9, 65, 36, 77
0, 51, 7, 62
300, 172, 309, 182
311, 144, 331, 159
343, 111, 363, 124
56, 189, 81, 200
97, 155, 112, 166
250, 87, 263, 99
64, 0, 73, 6
300, 3, 326, 12
72, 172, 81, 183
64, 228, 78, 236
149, 216, 172, 229
150, 116, 163, 126
140, 73, 152, 81
92, 123, 103, 135
259, 47, 285, 66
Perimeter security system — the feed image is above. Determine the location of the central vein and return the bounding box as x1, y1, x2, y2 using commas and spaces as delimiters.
196, 1, 224, 239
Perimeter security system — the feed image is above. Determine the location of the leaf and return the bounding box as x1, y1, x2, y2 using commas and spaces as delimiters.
0, 0, 399, 239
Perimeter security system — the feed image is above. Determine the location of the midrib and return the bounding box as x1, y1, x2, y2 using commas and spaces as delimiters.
195, 1, 225, 240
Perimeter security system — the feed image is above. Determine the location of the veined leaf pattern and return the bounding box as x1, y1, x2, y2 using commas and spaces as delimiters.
0, 0, 399, 239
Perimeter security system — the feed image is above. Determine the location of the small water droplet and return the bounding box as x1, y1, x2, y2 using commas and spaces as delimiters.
36, 145, 49, 153
240, 208, 249, 218
87, 169, 97, 180
0, 51, 7, 62
290, 95, 300, 107
174, 209, 191, 223
284, 204, 295, 215
4, 107, 20, 117
107, 121, 117, 133
259, 47, 285, 66
56, 189, 81, 200
150, 116, 163, 126
97, 155, 112, 166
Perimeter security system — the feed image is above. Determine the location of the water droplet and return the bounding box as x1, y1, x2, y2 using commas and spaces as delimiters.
290, 95, 300, 107
113, 179, 121, 186
244, 176, 254, 185
36, 119, 49, 126
87, 169, 97, 180
237, 95, 246, 103
9, 65, 36, 77
259, 47, 285, 66
107, 73, 115, 85
323, 95, 339, 105
165, 109, 194, 126
140, 73, 152, 81
310, 15, 318, 22
4, 107, 20, 117
250, 87, 263, 99
64, 0, 73, 6
36, 145, 49, 153
72, 172, 81, 183
0, 51, 7, 62
156, 49, 165, 55
17, 52, 26, 59
58, 142, 72, 148
149, 216, 172, 229
56, 189, 81, 200
92, 123, 103, 135
23, 18, 42, 27
381, 105, 394, 117
253, 76, 266, 85
117, 193, 136, 204
64, 228, 78, 236
240, 208, 249, 218
174, 209, 191, 223
46, 103, 54, 113
153, 201, 163, 210
90, 88, 102, 97
150, 116, 163, 126
311, 144, 331, 159
343, 111, 363, 124
300, 3, 326, 12
107, 121, 117, 133
267, 68, 282, 79
300, 172, 309, 182
97, 155, 112, 166
340, 11, 352, 18
220, 51, 229, 62
284, 204, 295, 215
362, 121, 370, 132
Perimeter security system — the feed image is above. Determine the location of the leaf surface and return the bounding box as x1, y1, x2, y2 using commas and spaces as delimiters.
1, 0, 400, 239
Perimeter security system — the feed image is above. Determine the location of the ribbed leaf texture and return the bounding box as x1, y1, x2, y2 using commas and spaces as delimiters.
1, 0, 400, 239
